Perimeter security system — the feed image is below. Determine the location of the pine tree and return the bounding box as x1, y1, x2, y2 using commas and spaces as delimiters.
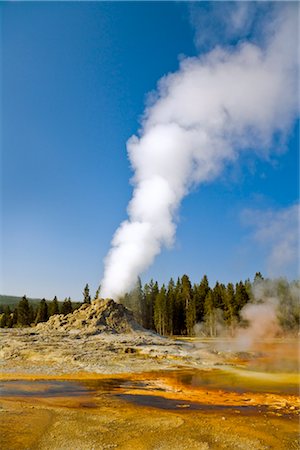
0, 306, 12, 328
154, 285, 168, 335
94, 285, 101, 301
83, 284, 91, 304
17, 296, 31, 326
134, 277, 144, 325
29, 305, 35, 324
173, 277, 185, 335
203, 291, 217, 337
235, 281, 250, 317
254, 272, 264, 282
61, 297, 73, 315
213, 282, 226, 310
49, 296, 60, 316
244, 278, 253, 302
12, 307, 18, 326
275, 279, 300, 332
181, 275, 195, 335
143, 279, 158, 330
194, 275, 210, 323
223, 283, 236, 336
35, 299, 49, 324
166, 278, 175, 335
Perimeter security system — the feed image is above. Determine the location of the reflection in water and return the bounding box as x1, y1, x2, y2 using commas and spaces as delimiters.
0, 378, 127, 398
169, 368, 299, 395
117, 393, 263, 412
1, 364, 298, 402
0, 380, 91, 398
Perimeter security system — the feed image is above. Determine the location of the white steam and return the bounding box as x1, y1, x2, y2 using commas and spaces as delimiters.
235, 302, 281, 351
101, 4, 299, 299
242, 203, 300, 278
234, 278, 300, 351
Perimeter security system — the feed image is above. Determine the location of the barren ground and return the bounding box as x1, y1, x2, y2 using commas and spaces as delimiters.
0, 328, 299, 449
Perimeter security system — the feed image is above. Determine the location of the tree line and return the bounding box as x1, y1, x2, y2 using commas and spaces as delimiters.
120, 273, 299, 336
0, 283, 96, 328
1, 275, 299, 335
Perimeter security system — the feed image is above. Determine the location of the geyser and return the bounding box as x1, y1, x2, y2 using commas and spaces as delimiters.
101, 4, 298, 300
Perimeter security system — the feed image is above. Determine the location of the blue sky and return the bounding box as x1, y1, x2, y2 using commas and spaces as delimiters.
2, 2, 299, 300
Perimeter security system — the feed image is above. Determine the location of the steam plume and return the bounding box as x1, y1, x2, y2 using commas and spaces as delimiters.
101, 5, 298, 299
234, 278, 300, 351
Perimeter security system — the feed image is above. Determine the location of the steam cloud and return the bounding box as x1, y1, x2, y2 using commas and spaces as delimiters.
234, 278, 300, 351
193, 278, 299, 351
101, 4, 298, 299
242, 203, 300, 278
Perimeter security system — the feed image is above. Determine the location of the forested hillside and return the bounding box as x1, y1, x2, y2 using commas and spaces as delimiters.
0, 295, 46, 307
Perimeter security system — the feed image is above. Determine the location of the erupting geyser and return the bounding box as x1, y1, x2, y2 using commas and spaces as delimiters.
101, 4, 298, 300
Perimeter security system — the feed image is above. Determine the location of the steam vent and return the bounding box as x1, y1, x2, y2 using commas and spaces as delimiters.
36, 299, 143, 334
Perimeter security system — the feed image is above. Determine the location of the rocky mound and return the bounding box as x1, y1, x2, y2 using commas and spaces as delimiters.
36, 298, 143, 335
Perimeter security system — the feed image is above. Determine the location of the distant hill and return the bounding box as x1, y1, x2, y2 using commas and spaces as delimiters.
0, 295, 45, 307
0, 295, 82, 308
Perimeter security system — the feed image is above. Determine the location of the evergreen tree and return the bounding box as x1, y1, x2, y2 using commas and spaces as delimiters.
235, 281, 250, 317
143, 279, 158, 330
254, 272, 264, 282
194, 275, 210, 323
166, 278, 175, 335
0, 306, 12, 328
134, 277, 145, 325
29, 305, 35, 324
173, 277, 185, 335
203, 291, 217, 337
12, 307, 18, 326
49, 296, 60, 316
223, 283, 236, 336
244, 278, 253, 302
17, 296, 31, 326
94, 285, 101, 301
61, 297, 73, 315
213, 282, 226, 310
143, 283, 151, 328
83, 284, 91, 304
35, 299, 49, 324
181, 275, 196, 336
276, 279, 300, 332
154, 285, 168, 335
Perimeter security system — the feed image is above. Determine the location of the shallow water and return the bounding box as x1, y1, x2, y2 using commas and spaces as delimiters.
1, 339, 299, 401
169, 367, 299, 395
0, 380, 90, 397
1, 364, 298, 408
1, 340, 299, 450
117, 393, 265, 412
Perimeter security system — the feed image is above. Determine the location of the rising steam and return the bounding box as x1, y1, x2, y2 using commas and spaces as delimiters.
233, 278, 300, 351
101, 4, 298, 299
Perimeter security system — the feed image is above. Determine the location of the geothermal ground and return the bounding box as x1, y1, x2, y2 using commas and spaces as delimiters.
0, 299, 299, 449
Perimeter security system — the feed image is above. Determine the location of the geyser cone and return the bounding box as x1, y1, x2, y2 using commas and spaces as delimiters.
36, 298, 144, 335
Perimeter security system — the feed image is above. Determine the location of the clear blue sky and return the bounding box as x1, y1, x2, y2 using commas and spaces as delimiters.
2, 2, 299, 300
